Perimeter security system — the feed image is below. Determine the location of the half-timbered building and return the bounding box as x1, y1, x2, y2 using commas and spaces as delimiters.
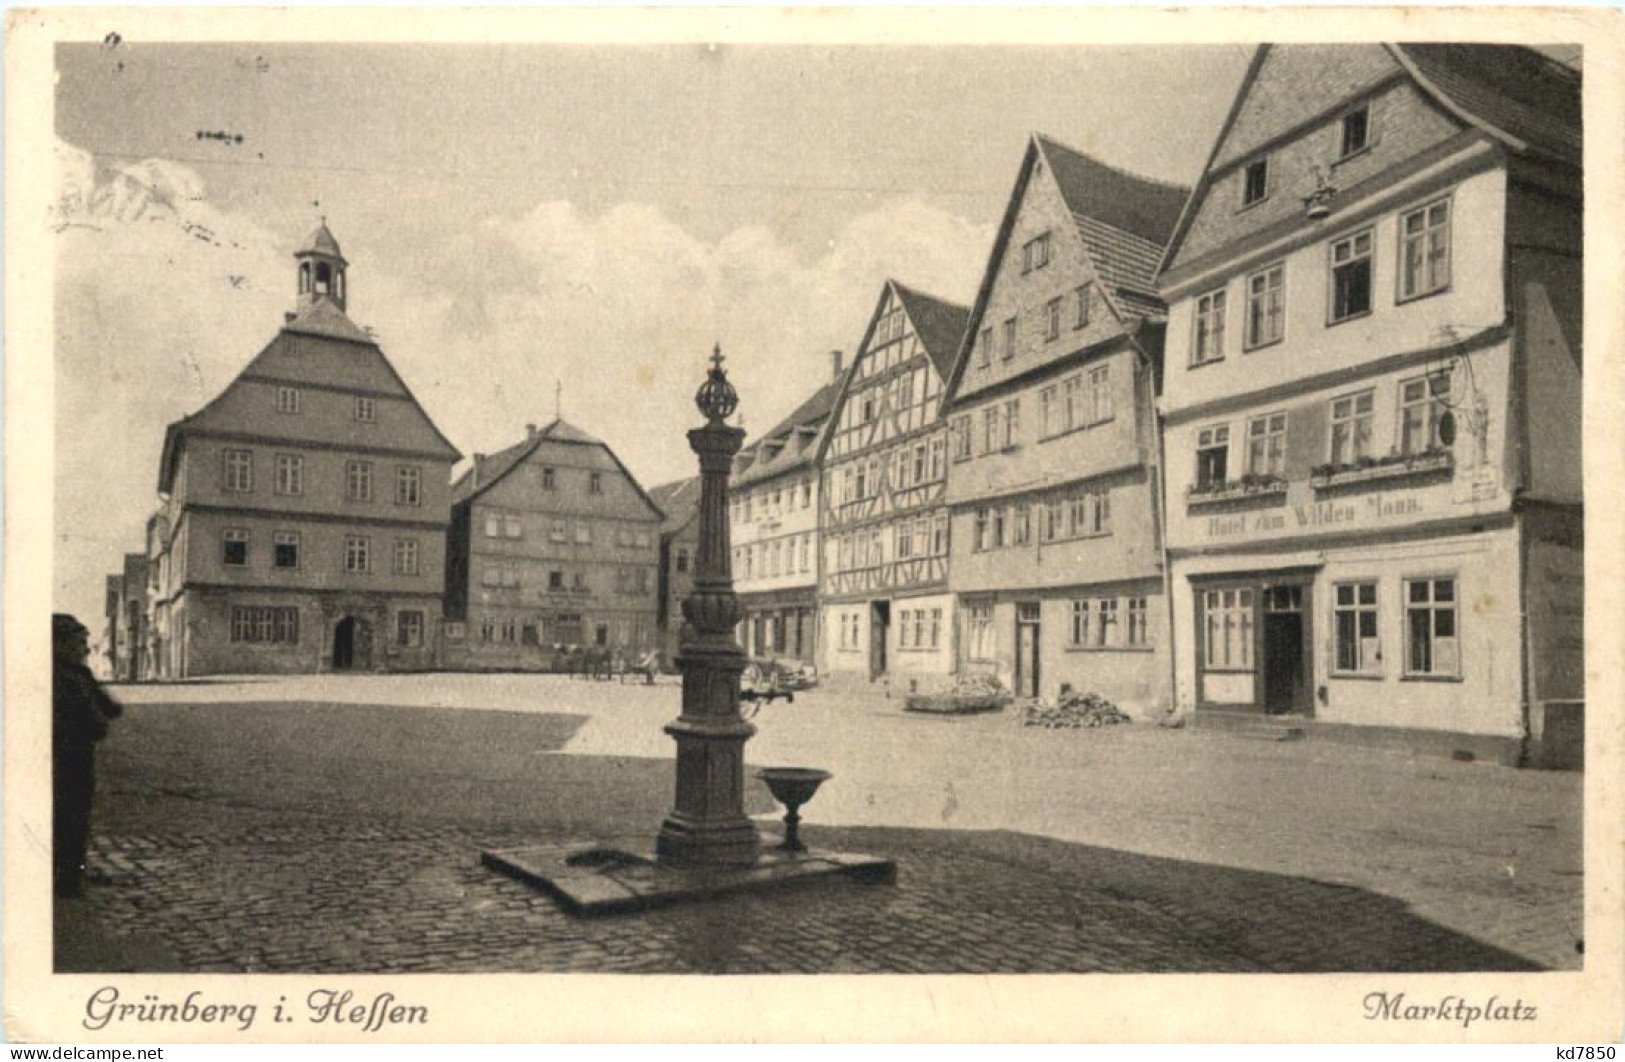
942, 134, 1188, 710
819, 281, 968, 690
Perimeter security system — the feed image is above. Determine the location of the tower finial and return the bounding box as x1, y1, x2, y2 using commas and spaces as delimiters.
555, 379, 562, 421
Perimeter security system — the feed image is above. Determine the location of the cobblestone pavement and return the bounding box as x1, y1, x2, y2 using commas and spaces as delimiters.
73, 821, 1538, 974
65, 680, 1582, 973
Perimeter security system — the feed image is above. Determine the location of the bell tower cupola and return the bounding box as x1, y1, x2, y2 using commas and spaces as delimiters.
295, 218, 349, 312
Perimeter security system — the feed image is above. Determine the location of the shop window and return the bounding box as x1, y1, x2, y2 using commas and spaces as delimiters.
1329, 229, 1373, 323
1405, 577, 1459, 677
1334, 582, 1380, 673
1202, 588, 1255, 671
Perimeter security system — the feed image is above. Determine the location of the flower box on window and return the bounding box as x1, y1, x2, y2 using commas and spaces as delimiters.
1310, 448, 1453, 490
1185, 474, 1288, 507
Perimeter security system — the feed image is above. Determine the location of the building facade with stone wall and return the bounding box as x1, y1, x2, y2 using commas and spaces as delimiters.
443, 419, 663, 670
942, 135, 1187, 712
651, 475, 700, 670
1157, 44, 1581, 763
146, 223, 459, 678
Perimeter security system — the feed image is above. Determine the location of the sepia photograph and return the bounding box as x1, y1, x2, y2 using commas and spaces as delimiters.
7, 6, 1621, 1044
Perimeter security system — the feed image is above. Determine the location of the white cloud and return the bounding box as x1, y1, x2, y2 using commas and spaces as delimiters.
51, 138, 994, 627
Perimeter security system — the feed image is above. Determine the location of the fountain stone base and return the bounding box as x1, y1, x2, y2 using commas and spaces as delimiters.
481, 836, 895, 916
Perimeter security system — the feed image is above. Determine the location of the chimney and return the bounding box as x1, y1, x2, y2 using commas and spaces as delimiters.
526, 423, 538, 441
831, 349, 844, 379
285, 311, 297, 323
471, 453, 486, 490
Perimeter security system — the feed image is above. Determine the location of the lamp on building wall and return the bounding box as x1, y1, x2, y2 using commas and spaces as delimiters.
1430, 325, 1495, 469
1302, 165, 1337, 220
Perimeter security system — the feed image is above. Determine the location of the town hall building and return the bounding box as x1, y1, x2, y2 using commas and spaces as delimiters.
146, 222, 461, 676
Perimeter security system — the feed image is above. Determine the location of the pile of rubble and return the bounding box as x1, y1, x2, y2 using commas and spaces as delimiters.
904, 674, 1013, 715
1022, 689, 1133, 729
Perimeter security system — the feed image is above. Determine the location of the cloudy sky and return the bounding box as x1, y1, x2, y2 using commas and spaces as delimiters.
52, 42, 1250, 626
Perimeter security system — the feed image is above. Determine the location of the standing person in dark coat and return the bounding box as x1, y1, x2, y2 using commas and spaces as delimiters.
53, 613, 121, 898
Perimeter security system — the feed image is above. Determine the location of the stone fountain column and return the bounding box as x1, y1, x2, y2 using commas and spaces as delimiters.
655, 346, 762, 868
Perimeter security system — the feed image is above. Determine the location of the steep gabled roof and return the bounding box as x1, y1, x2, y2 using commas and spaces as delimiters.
647, 475, 702, 535
1158, 44, 1580, 280
733, 370, 847, 489
944, 134, 1188, 406
1390, 44, 1581, 164
449, 418, 665, 521
892, 282, 972, 381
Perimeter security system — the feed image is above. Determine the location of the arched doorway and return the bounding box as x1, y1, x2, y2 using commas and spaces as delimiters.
332, 616, 373, 671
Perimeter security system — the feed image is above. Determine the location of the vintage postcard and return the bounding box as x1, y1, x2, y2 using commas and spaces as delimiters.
6, 5, 1622, 1044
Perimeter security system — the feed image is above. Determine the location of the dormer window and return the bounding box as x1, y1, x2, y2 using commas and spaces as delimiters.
1242, 158, 1269, 208
1339, 106, 1370, 159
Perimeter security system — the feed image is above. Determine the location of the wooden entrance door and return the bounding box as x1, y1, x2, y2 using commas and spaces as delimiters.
1015, 602, 1041, 698
869, 601, 889, 679
1261, 584, 1311, 715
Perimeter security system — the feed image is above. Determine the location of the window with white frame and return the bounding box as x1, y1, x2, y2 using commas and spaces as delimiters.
1001, 399, 1019, 449
1069, 600, 1090, 646
344, 535, 371, 573
966, 602, 995, 661
222, 528, 249, 567
230, 606, 299, 644
932, 513, 948, 555
1202, 588, 1254, 670
1400, 199, 1451, 300
550, 520, 568, 543
346, 460, 374, 502
1086, 365, 1112, 424
276, 386, 301, 414
1063, 374, 1084, 431
1126, 597, 1150, 646
1329, 390, 1375, 465
951, 416, 972, 462
354, 396, 376, 422
1196, 425, 1230, 490
1245, 263, 1285, 348
976, 327, 992, 367
1012, 502, 1031, 546
274, 453, 302, 496
273, 531, 300, 569
1040, 385, 1058, 437
1094, 598, 1119, 647
397, 610, 424, 648
1193, 288, 1226, 365
1405, 577, 1458, 676
589, 472, 603, 495
1045, 297, 1062, 341
1329, 229, 1373, 323
224, 449, 254, 492
396, 465, 422, 506
1399, 372, 1452, 456
1246, 412, 1287, 477
991, 506, 1007, 549
1075, 284, 1092, 329
1334, 581, 1380, 673
973, 509, 990, 553
982, 407, 999, 455
1002, 317, 1017, 361
394, 538, 420, 576
928, 437, 944, 480
1042, 498, 1062, 542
